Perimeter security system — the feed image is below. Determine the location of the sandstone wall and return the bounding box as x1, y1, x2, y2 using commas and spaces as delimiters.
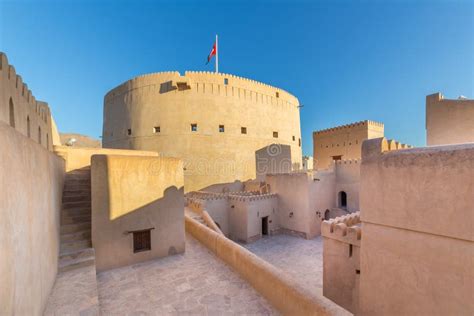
313, 120, 384, 170
334, 159, 360, 212
0, 53, 53, 151
359, 138, 474, 315
102, 71, 302, 192
426, 92, 474, 146
0, 122, 65, 315
91, 155, 185, 271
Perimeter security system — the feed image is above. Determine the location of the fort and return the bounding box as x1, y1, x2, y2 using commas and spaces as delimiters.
1, 49, 473, 316
102, 71, 303, 192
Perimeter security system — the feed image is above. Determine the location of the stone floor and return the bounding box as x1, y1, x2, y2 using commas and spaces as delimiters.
97, 234, 278, 315
242, 234, 325, 297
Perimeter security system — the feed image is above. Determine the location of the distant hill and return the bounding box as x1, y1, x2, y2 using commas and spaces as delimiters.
60, 133, 101, 148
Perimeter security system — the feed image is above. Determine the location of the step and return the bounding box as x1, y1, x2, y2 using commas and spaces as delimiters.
60, 239, 92, 253
58, 248, 95, 273
61, 221, 91, 234
62, 207, 91, 217
65, 172, 90, 180
62, 201, 91, 210
61, 229, 91, 243
61, 215, 91, 225
62, 195, 91, 203
63, 184, 91, 192
65, 178, 90, 185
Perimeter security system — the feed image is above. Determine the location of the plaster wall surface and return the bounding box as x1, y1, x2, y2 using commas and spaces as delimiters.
54, 146, 158, 172
91, 155, 185, 272
334, 160, 360, 212
313, 120, 384, 170
359, 138, 474, 315
0, 53, 53, 150
426, 92, 474, 146
102, 71, 302, 192
0, 122, 65, 315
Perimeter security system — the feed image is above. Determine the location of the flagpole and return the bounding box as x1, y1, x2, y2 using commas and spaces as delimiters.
215, 34, 219, 73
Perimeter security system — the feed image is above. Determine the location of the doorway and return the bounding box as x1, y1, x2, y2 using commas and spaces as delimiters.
339, 191, 347, 209
262, 216, 269, 236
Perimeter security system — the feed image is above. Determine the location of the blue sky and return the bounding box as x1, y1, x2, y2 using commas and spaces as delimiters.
1, 0, 472, 155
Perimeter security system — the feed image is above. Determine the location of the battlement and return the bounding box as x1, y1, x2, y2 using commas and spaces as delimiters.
321, 212, 361, 246
227, 192, 277, 202
104, 70, 299, 106
362, 137, 414, 161
427, 92, 473, 103
0, 52, 51, 120
334, 158, 361, 165
313, 120, 384, 135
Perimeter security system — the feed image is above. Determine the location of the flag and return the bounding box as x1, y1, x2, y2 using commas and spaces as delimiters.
206, 42, 217, 64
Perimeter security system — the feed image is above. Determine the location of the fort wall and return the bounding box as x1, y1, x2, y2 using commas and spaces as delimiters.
426, 92, 474, 146
359, 138, 474, 315
0, 52, 53, 151
334, 159, 360, 213
102, 71, 302, 192
0, 121, 65, 315
91, 154, 185, 271
313, 120, 384, 170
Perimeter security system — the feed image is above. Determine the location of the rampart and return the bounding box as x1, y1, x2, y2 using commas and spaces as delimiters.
0, 52, 53, 150
102, 71, 302, 192
185, 215, 349, 316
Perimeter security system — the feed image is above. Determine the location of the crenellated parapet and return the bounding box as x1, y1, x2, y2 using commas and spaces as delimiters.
334, 158, 360, 165
362, 137, 414, 161
0, 52, 53, 150
321, 212, 361, 246
227, 192, 277, 202
313, 120, 384, 136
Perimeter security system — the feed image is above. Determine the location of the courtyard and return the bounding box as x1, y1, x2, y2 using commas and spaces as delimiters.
97, 234, 277, 315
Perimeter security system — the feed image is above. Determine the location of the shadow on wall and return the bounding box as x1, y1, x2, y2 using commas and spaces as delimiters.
199, 180, 246, 193
255, 144, 292, 181
159, 81, 177, 94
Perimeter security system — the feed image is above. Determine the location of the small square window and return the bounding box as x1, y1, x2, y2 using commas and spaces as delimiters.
276, 92, 279, 98
133, 230, 151, 253
127, 129, 132, 135
191, 123, 198, 132
292, 136, 296, 141
153, 126, 160, 133
241, 127, 247, 134
219, 125, 225, 133
224, 78, 229, 85
273, 131, 278, 138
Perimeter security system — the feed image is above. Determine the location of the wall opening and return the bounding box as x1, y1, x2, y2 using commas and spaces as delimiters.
153, 126, 160, 133
273, 131, 278, 138
339, 191, 347, 208
127, 128, 132, 135
262, 216, 269, 235
9, 98, 15, 127
38, 126, 41, 144
191, 123, 197, 132
27, 116, 30, 137
219, 124, 225, 133
324, 209, 330, 220
241, 127, 247, 134
46, 133, 49, 149
332, 155, 342, 161
133, 229, 151, 253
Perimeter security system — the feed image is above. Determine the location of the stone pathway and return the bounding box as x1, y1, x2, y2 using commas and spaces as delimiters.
242, 234, 325, 296
97, 234, 278, 315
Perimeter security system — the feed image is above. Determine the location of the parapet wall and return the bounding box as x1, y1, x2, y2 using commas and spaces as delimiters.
185, 215, 347, 315
0, 52, 53, 150
314, 120, 384, 136
321, 212, 361, 246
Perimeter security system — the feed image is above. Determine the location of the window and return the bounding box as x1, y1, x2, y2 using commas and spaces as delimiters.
224, 78, 229, 85
356, 140, 358, 144
27, 116, 30, 137
241, 127, 247, 134
9, 98, 15, 128
298, 138, 301, 147
46, 133, 49, 149
332, 155, 342, 161
38, 126, 41, 144
292, 136, 295, 141
276, 92, 279, 98
127, 128, 132, 135
191, 123, 198, 132
133, 230, 151, 253
219, 125, 225, 133
153, 126, 160, 133
273, 131, 278, 138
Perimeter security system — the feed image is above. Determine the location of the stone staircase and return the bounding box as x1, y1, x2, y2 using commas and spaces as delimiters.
59, 167, 94, 272
44, 167, 99, 315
